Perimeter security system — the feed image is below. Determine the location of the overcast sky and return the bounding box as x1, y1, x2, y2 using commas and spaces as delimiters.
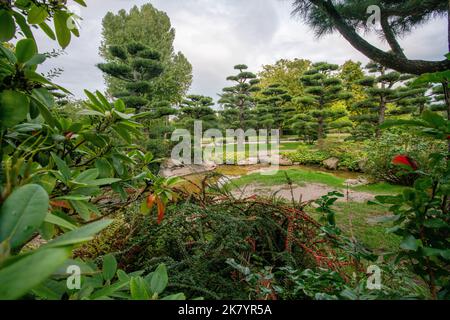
35, 0, 447, 102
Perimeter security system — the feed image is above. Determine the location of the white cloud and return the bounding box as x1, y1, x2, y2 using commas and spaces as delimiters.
35, 0, 447, 102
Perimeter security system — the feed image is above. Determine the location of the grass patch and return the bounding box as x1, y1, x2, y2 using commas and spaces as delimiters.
230, 168, 345, 189
306, 202, 401, 252
229, 168, 406, 195
354, 182, 407, 195
279, 142, 304, 151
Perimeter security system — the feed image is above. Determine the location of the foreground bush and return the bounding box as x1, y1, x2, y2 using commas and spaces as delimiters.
364, 130, 446, 185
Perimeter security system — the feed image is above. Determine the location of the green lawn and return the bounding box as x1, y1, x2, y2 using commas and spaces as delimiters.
306, 202, 401, 252
229, 168, 406, 195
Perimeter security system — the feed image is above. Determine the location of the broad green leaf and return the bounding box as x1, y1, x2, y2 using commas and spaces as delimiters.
39, 21, 56, 40
45, 213, 77, 231
24, 54, 46, 67
69, 200, 91, 221
0, 10, 16, 42
15, 38, 37, 63
400, 235, 421, 252
102, 254, 117, 281
39, 221, 55, 240
113, 110, 133, 120
54, 11, 71, 48
55, 194, 91, 201
440, 250, 450, 260
0, 184, 49, 249
161, 293, 186, 300
0, 44, 17, 63
51, 153, 71, 182
117, 270, 130, 282
130, 277, 150, 300
112, 125, 132, 143
90, 280, 129, 300
13, 11, 34, 39
421, 247, 445, 258
0, 247, 71, 300
84, 90, 106, 112
32, 87, 55, 109
74, 169, 100, 183
95, 159, 114, 178
73, 0, 87, 6
95, 91, 112, 110
0, 90, 30, 128
413, 70, 450, 85
44, 219, 113, 248
36, 174, 56, 194
27, 4, 48, 24
340, 289, 358, 300
114, 100, 126, 112
77, 110, 105, 117
150, 264, 168, 294
85, 178, 122, 186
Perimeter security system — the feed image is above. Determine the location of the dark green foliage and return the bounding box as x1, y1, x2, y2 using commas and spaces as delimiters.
219, 64, 260, 129
112, 185, 360, 299
290, 0, 450, 74
98, 41, 164, 111
350, 62, 420, 138
292, 62, 351, 141
372, 110, 450, 299
365, 130, 446, 185
255, 84, 293, 132
177, 95, 218, 133
100, 4, 193, 105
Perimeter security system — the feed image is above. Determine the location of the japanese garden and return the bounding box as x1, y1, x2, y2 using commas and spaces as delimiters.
0, 0, 449, 301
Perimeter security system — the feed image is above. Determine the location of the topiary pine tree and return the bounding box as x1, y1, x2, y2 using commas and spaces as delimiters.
394, 80, 432, 116
177, 94, 218, 133
218, 64, 260, 130
289, 113, 318, 144
255, 83, 293, 133
97, 42, 168, 114
294, 62, 351, 141
98, 42, 177, 158
351, 61, 420, 138
428, 84, 449, 115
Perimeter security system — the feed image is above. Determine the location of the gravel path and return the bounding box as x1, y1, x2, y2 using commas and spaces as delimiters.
233, 182, 375, 203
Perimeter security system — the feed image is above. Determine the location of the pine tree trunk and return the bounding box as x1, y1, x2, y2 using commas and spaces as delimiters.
376, 67, 386, 138
317, 116, 324, 141
377, 97, 386, 139
239, 99, 245, 129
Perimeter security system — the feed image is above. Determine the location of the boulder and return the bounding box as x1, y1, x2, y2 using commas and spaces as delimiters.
344, 178, 369, 187
161, 158, 183, 169
279, 157, 293, 166
323, 157, 340, 170
358, 158, 368, 172
159, 160, 217, 178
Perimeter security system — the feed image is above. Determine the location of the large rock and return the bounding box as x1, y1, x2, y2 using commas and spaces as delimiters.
159, 160, 217, 178
344, 178, 369, 187
161, 158, 183, 169
279, 157, 293, 166
358, 158, 368, 172
323, 157, 340, 170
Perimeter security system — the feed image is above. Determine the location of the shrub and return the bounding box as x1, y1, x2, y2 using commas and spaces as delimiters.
283, 145, 330, 165
322, 141, 367, 171
364, 130, 446, 185
107, 184, 365, 299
